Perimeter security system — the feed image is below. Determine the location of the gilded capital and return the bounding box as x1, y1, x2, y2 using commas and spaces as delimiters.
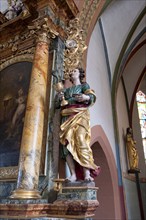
36, 31, 49, 44
28, 18, 59, 44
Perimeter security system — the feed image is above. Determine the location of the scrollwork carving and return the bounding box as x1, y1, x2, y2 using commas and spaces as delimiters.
0, 31, 33, 52
63, 18, 87, 79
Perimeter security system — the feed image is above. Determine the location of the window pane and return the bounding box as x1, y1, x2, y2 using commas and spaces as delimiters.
136, 90, 146, 161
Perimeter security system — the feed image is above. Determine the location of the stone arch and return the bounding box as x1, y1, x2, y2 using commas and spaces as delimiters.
91, 125, 122, 219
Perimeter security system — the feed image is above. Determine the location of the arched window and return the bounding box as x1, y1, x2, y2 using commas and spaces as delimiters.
136, 90, 146, 162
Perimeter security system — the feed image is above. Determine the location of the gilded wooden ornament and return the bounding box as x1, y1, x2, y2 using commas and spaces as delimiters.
0, 166, 18, 180
63, 18, 87, 79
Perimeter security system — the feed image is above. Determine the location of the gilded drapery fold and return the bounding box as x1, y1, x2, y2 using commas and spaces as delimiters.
60, 107, 97, 171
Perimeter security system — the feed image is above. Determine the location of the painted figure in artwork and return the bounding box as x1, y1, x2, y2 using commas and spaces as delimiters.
7, 88, 26, 138
11, 89, 26, 127
56, 68, 101, 182
126, 127, 139, 171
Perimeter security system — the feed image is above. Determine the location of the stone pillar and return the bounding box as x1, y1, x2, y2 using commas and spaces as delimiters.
10, 31, 51, 199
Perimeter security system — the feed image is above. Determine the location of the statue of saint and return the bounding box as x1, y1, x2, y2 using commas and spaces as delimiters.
56, 68, 100, 182
126, 127, 139, 172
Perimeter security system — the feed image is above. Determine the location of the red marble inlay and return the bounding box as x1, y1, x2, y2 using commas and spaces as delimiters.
0, 199, 99, 218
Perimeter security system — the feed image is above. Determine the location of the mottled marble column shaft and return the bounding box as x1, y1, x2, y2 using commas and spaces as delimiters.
10, 33, 49, 199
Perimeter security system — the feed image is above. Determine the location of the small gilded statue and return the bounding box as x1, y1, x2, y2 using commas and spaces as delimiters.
126, 127, 140, 172
56, 68, 101, 182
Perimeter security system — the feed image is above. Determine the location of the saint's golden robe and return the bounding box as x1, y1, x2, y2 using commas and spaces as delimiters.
58, 83, 99, 176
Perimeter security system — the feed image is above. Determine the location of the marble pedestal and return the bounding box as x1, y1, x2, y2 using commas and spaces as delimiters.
0, 199, 48, 219
51, 180, 99, 219
0, 181, 99, 219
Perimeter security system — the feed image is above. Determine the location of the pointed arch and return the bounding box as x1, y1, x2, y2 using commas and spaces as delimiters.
91, 125, 124, 219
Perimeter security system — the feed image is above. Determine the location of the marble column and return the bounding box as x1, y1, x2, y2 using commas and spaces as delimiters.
10, 32, 50, 199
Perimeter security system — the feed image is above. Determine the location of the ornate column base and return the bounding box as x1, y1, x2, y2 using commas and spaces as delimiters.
9, 189, 41, 199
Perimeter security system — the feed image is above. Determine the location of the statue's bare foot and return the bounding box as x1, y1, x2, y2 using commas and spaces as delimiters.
83, 167, 94, 181
84, 175, 94, 182
65, 174, 77, 182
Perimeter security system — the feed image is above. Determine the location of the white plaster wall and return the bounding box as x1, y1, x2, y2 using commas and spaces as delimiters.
116, 80, 129, 172
86, 1, 146, 219
100, 0, 145, 78
86, 21, 116, 159
128, 15, 146, 48
123, 45, 146, 105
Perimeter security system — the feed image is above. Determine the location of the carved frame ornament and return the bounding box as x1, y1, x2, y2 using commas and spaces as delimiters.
0, 166, 18, 181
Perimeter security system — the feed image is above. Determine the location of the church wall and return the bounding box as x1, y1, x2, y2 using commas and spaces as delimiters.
116, 80, 129, 173
86, 21, 116, 160
140, 182, 146, 218
116, 80, 141, 220
117, 80, 146, 219
128, 15, 146, 48
85, 19, 126, 217
123, 178, 141, 220
85, 2, 146, 218
123, 47, 146, 105
99, 0, 145, 79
